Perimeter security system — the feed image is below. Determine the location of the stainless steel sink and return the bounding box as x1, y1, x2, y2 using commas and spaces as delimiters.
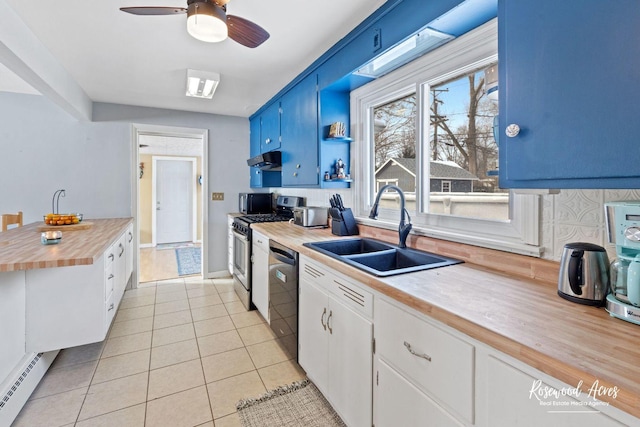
303, 238, 462, 277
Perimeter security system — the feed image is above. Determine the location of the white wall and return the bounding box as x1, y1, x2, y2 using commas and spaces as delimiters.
0, 92, 250, 273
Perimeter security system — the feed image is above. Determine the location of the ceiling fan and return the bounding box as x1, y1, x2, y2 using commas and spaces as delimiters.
120, 0, 270, 48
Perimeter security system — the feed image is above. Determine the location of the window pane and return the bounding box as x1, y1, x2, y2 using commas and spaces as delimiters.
427, 65, 508, 220
373, 93, 417, 213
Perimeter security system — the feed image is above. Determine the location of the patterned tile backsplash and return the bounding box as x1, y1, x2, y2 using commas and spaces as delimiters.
271, 188, 640, 262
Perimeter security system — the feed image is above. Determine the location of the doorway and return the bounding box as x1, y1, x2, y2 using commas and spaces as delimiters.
131, 124, 208, 286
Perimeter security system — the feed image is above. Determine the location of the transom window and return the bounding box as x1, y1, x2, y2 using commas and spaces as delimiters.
351, 20, 541, 256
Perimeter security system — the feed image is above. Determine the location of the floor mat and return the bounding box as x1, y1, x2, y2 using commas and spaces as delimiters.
236, 380, 346, 427
175, 247, 201, 276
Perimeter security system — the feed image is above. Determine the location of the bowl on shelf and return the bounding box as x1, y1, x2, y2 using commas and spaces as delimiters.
43, 213, 83, 225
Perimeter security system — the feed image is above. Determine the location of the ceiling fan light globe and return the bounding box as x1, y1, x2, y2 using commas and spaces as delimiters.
187, 2, 228, 43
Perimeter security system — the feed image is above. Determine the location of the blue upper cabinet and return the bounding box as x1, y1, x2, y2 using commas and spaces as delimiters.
260, 101, 281, 152
498, 0, 640, 188
281, 74, 319, 187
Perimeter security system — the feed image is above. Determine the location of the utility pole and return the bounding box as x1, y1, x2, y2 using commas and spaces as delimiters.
430, 88, 449, 160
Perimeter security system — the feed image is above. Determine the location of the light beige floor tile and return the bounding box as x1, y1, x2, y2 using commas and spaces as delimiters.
101, 331, 152, 358
245, 339, 290, 369
75, 403, 145, 427
201, 348, 255, 383
152, 323, 196, 347
122, 287, 156, 300
191, 304, 228, 322
119, 295, 156, 310
114, 304, 155, 323
189, 294, 224, 308
78, 372, 148, 421
223, 301, 246, 315
207, 371, 265, 419
146, 385, 213, 427
153, 309, 193, 330
51, 342, 104, 369
148, 359, 205, 400
187, 286, 218, 298
108, 316, 153, 339
213, 280, 235, 294
213, 413, 242, 427
155, 281, 185, 292
218, 291, 240, 303
30, 360, 96, 399
237, 323, 277, 347
13, 387, 88, 427
155, 289, 188, 303
150, 338, 200, 370
197, 330, 244, 357
257, 360, 307, 390
92, 349, 150, 384
230, 311, 265, 329
194, 316, 235, 337
154, 298, 190, 315
195, 422, 215, 427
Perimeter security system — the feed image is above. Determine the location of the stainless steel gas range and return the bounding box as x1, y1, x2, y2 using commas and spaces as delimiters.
231, 195, 302, 310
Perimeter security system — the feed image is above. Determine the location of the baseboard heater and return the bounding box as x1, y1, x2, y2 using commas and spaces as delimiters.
0, 351, 59, 426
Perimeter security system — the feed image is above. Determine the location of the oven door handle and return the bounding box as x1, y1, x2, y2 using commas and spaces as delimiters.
232, 229, 249, 242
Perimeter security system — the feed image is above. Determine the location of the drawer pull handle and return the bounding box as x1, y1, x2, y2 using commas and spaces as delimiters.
128, 232, 133, 242
321, 307, 327, 331
108, 274, 114, 280
108, 303, 114, 311
404, 341, 431, 362
327, 310, 333, 335
118, 243, 124, 257
108, 253, 114, 261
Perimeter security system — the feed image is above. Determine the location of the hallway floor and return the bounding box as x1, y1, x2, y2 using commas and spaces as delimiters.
139, 244, 201, 283
12, 277, 305, 427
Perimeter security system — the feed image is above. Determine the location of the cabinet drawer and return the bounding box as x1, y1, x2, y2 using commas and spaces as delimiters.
300, 256, 372, 318
376, 298, 474, 423
253, 231, 269, 252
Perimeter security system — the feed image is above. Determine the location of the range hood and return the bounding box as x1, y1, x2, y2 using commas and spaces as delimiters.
247, 150, 282, 170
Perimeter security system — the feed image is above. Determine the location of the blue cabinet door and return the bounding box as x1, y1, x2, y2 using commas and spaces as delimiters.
281, 74, 319, 187
249, 117, 262, 188
260, 101, 281, 152
499, 0, 640, 188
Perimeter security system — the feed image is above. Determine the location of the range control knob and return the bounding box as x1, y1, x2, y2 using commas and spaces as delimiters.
624, 226, 640, 242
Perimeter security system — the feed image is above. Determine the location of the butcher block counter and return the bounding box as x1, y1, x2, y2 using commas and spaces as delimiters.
0, 218, 133, 272
252, 221, 640, 421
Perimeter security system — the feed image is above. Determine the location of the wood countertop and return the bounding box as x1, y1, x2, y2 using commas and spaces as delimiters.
252, 221, 640, 419
0, 218, 133, 272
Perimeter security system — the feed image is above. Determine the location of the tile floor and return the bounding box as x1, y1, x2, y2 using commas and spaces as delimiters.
139, 245, 201, 283
12, 277, 306, 427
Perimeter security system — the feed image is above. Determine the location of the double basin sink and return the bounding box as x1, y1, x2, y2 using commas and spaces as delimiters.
303, 238, 462, 277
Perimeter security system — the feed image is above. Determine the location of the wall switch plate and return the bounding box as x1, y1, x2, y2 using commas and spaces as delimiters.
211, 192, 224, 201
373, 28, 382, 52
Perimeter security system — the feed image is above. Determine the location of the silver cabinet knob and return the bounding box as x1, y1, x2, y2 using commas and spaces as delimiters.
265, 137, 271, 144
255, 170, 260, 175
296, 164, 301, 169
505, 124, 521, 138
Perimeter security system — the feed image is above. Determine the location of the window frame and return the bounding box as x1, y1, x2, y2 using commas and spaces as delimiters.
351, 19, 541, 256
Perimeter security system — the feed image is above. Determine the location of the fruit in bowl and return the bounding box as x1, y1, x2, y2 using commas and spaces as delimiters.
44, 213, 83, 225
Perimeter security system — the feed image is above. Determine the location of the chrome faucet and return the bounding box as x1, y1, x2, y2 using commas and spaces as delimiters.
369, 184, 412, 248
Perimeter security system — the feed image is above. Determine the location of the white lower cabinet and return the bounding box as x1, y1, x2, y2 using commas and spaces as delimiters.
125, 222, 134, 286
374, 297, 474, 426
251, 230, 269, 321
374, 358, 464, 427
299, 257, 373, 427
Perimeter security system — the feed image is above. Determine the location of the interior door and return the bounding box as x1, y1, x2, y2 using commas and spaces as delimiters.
155, 159, 193, 244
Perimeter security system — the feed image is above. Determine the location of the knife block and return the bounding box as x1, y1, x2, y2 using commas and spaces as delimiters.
331, 208, 359, 236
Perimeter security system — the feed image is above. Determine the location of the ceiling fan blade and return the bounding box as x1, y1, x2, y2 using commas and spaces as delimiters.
227, 15, 270, 48
120, 7, 187, 16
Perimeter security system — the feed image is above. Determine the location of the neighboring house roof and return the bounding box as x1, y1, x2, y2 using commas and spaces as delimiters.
375, 158, 478, 180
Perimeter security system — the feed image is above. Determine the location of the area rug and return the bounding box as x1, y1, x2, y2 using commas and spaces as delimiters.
175, 247, 201, 276
236, 379, 346, 427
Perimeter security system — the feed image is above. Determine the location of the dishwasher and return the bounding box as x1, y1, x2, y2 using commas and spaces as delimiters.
268, 240, 298, 361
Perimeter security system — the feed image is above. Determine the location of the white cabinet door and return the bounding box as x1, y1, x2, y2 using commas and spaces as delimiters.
375, 358, 464, 427
299, 277, 330, 395
483, 355, 624, 427
114, 232, 127, 306
251, 230, 270, 321
328, 293, 373, 427
125, 223, 134, 286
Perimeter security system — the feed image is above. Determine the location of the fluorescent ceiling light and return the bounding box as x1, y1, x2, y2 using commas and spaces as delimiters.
187, 1, 228, 43
355, 27, 454, 78
186, 69, 220, 99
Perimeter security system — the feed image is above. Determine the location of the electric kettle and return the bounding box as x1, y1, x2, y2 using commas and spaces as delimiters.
558, 242, 610, 306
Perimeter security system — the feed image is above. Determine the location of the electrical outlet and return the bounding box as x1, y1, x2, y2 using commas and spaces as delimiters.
211, 192, 224, 201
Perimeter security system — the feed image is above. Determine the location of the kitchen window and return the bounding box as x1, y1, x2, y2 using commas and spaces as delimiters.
351, 19, 541, 256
